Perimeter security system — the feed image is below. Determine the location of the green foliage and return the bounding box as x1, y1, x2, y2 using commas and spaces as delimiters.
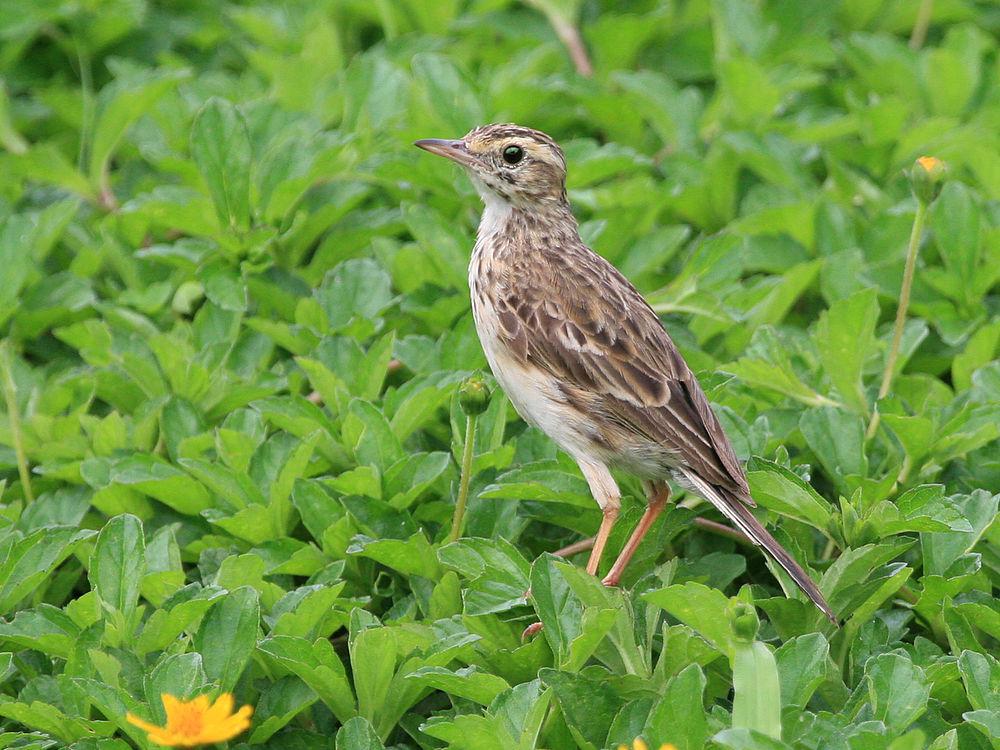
0, 1, 998, 749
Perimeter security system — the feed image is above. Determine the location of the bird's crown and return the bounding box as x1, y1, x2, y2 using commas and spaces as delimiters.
416, 123, 568, 206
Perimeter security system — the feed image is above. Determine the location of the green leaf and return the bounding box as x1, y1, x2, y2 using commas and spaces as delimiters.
98, 455, 213, 515
0, 216, 37, 327
336, 717, 386, 750
952, 321, 1000, 391
270, 582, 345, 639
89, 514, 145, 628
931, 182, 981, 306
343, 399, 404, 472
644, 582, 736, 659
957, 650, 1000, 712
869, 484, 973, 536
257, 635, 356, 722
479, 462, 594, 508
190, 97, 252, 231
732, 640, 781, 739
799, 407, 867, 492
774, 633, 829, 708
405, 666, 510, 706
438, 537, 531, 616
0, 527, 94, 612
248, 676, 317, 744
145, 653, 208, 721
540, 669, 623, 750
316, 259, 394, 330
198, 261, 248, 312
814, 288, 879, 413
88, 69, 188, 190
350, 626, 396, 724
141, 525, 184, 606
921, 490, 998, 577
746, 456, 833, 530
722, 328, 832, 407
347, 532, 442, 579
135, 585, 225, 656
194, 586, 260, 691
713, 728, 793, 750
644, 663, 709, 750
530, 553, 582, 667
0, 606, 79, 659
962, 709, 1000, 742
0, 700, 95, 743
865, 652, 931, 734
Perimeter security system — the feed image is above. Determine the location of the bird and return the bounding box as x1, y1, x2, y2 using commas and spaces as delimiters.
415, 124, 836, 623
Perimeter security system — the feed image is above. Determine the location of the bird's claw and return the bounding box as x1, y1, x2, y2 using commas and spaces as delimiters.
521, 621, 544, 640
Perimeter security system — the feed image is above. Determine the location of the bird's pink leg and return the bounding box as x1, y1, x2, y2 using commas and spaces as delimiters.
586, 505, 620, 575
601, 482, 671, 587
523, 462, 621, 640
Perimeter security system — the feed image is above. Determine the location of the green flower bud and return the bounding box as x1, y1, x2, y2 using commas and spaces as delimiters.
172, 280, 204, 315
459, 375, 491, 416
910, 156, 947, 205
840, 497, 860, 546
731, 601, 760, 643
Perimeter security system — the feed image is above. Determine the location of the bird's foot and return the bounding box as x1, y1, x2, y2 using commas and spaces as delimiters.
522, 621, 544, 640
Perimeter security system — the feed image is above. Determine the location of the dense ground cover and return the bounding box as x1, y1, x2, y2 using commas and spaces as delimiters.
0, 1, 999, 748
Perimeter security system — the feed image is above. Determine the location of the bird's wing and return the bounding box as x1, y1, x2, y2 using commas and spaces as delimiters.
492, 243, 751, 500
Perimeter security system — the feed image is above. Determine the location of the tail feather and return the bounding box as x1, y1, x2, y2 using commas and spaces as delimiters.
682, 471, 837, 624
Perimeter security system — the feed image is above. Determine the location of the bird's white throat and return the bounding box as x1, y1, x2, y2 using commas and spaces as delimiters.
471, 175, 513, 240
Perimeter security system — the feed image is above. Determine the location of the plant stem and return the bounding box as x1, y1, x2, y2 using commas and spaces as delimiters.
549, 15, 593, 77
909, 0, 934, 50
694, 517, 753, 545
75, 33, 94, 175
448, 414, 476, 543
867, 200, 927, 440
0, 343, 33, 504
553, 536, 596, 558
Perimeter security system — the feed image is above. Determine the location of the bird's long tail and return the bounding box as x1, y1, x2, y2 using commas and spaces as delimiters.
682, 470, 837, 624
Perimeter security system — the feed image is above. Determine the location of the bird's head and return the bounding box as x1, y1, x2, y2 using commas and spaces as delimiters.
415, 123, 568, 208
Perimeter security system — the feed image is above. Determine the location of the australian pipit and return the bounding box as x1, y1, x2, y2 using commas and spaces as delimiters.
416, 124, 836, 623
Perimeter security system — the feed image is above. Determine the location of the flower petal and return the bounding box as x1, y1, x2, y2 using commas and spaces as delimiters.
126, 713, 165, 734
161, 694, 183, 718
204, 692, 234, 723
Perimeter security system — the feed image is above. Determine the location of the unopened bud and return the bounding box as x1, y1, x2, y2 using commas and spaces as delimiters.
172, 280, 204, 315
459, 375, 491, 416
910, 156, 947, 205
731, 601, 760, 643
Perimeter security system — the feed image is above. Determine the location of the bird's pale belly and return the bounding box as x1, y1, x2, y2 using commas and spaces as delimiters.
472, 298, 597, 463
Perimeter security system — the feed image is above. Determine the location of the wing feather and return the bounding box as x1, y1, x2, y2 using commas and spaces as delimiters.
492, 242, 751, 501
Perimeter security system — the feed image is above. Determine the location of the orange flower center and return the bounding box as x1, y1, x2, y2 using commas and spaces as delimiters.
170, 703, 204, 737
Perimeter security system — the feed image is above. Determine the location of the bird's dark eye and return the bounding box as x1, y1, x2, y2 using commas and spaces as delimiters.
502, 145, 524, 165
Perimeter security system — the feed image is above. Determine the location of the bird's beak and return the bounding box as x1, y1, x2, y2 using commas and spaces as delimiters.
414, 138, 478, 168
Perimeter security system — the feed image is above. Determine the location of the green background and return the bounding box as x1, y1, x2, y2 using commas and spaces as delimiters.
0, 0, 998, 748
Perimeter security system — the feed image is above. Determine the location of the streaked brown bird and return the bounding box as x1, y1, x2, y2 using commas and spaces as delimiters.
415, 124, 836, 623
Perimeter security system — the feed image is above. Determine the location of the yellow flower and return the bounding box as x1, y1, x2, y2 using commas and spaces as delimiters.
916, 155, 943, 173
126, 693, 253, 747
617, 739, 677, 750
